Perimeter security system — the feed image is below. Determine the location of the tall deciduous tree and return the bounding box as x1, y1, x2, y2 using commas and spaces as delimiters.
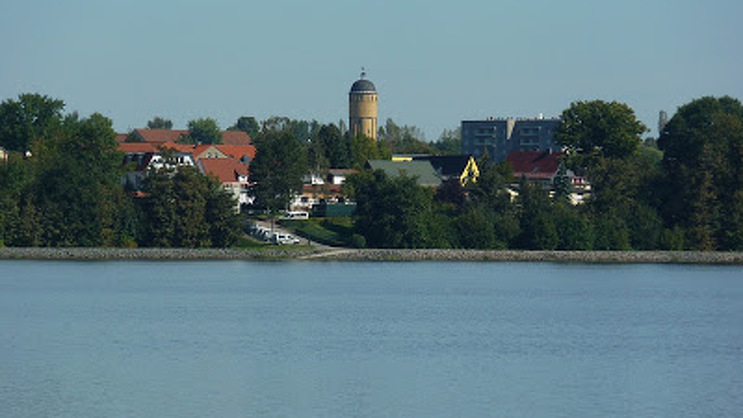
347, 170, 442, 248
349, 133, 386, 169
249, 130, 307, 213
658, 96, 743, 250
0, 93, 65, 152
32, 113, 124, 246
556, 100, 647, 169
315, 124, 350, 169
140, 166, 239, 248
432, 128, 462, 155
377, 118, 433, 154
230, 116, 260, 137
555, 100, 648, 231
146, 116, 173, 130
184, 118, 222, 144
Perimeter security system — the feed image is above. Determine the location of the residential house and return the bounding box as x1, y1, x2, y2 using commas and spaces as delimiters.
506, 150, 589, 204
119, 142, 196, 188
198, 158, 253, 210
292, 168, 358, 212
118, 138, 258, 207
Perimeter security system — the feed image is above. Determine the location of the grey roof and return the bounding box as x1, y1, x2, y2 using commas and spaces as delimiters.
366, 160, 442, 187
350, 79, 376, 94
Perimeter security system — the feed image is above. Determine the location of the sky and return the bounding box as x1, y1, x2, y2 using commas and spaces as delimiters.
1, 0, 741, 140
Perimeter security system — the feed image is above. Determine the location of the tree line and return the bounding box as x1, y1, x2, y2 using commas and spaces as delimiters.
0, 94, 240, 248
3, 92, 741, 251
346, 96, 743, 251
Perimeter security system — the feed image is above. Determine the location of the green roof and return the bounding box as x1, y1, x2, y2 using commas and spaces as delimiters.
366, 160, 442, 187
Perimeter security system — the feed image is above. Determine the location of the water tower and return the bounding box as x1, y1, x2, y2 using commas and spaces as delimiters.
349, 69, 378, 140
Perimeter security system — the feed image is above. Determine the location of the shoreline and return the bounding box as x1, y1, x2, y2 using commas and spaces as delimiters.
1, 247, 743, 264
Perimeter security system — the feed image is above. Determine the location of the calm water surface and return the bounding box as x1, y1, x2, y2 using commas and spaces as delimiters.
1, 261, 742, 417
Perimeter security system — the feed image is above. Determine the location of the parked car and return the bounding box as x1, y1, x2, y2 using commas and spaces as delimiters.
271, 233, 300, 245
280, 211, 309, 220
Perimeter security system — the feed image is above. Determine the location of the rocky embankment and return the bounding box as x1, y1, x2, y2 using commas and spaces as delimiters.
1, 247, 743, 264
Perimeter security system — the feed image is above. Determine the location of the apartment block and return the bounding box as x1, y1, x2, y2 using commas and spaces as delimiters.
461, 117, 561, 162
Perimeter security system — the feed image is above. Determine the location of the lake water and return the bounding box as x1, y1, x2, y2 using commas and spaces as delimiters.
1, 261, 741, 417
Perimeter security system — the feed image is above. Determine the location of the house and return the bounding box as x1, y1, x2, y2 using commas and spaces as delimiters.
120, 129, 252, 146
198, 158, 253, 210
412, 155, 479, 186
292, 168, 358, 212
119, 142, 197, 188
118, 139, 258, 208
507, 150, 563, 187
506, 150, 589, 204
366, 160, 442, 187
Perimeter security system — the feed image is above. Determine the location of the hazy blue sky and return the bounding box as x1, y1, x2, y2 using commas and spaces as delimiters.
1, 0, 741, 139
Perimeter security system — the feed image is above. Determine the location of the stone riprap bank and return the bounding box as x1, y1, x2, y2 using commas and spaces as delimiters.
1, 247, 743, 264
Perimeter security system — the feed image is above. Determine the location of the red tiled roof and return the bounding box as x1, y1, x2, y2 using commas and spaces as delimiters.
118, 142, 158, 153
115, 133, 130, 143
157, 142, 195, 153
199, 158, 249, 184
506, 151, 563, 180
221, 131, 252, 145
133, 129, 189, 143
215, 145, 257, 160
191, 145, 219, 159
130, 129, 252, 145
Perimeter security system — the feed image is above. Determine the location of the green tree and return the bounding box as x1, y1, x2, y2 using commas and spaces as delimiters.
139, 168, 177, 247
466, 156, 520, 246
592, 208, 631, 250
349, 133, 386, 169
0, 153, 35, 246
514, 177, 556, 249
0, 93, 65, 152
553, 202, 594, 250
146, 116, 173, 130
205, 181, 242, 247
230, 116, 260, 137
432, 128, 462, 155
347, 170, 442, 248
658, 96, 743, 250
249, 130, 308, 213
315, 123, 350, 168
556, 100, 647, 167
552, 160, 572, 203
454, 206, 500, 249
32, 113, 124, 246
139, 165, 239, 247
183, 118, 222, 144
377, 118, 433, 154
555, 100, 647, 205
